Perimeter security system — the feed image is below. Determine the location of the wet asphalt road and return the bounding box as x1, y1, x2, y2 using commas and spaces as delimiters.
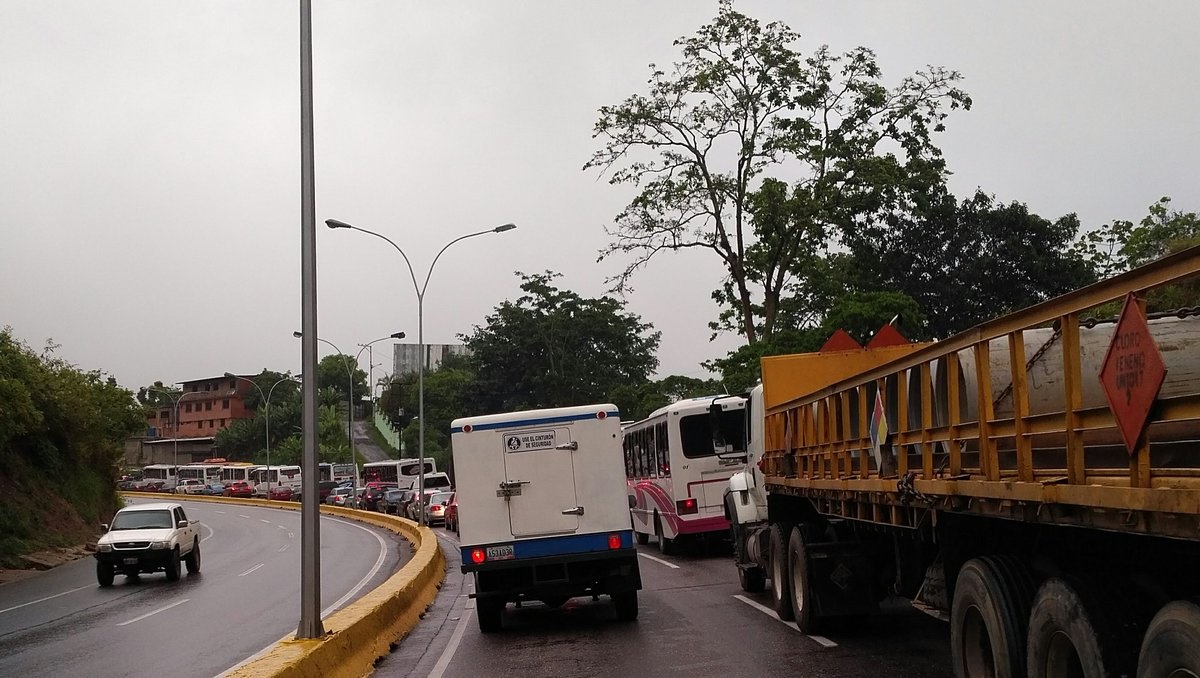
377, 531, 954, 678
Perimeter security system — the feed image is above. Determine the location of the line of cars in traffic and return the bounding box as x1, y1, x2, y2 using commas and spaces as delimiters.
120, 471, 459, 530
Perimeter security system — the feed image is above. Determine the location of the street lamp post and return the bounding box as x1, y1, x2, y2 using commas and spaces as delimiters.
225, 373, 299, 497
325, 218, 515, 525
148, 386, 205, 483
293, 331, 404, 507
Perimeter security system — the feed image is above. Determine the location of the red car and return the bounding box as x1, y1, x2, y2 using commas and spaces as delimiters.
268, 486, 294, 501
443, 493, 459, 534
224, 481, 254, 498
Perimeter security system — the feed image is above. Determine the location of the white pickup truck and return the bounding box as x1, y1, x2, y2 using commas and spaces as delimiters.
94, 502, 201, 586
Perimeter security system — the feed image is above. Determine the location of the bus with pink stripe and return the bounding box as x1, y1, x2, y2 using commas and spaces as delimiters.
623, 395, 747, 554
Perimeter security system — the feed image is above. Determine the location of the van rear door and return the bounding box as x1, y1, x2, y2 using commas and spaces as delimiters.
502, 426, 578, 537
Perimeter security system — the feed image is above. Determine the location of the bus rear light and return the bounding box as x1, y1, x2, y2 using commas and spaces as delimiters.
471, 549, 486, 564
608, 534, 621, 550
677, 498, 698, 515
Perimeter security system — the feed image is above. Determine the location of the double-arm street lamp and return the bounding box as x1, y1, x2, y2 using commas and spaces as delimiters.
224, 373, 300, 496
147, 386, 206, 478
325, 218, 516, 525
293, 331, 405, 507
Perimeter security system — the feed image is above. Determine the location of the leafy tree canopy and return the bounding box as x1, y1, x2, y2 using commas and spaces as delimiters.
463, 271, 661, 414
586, 0, 970, 346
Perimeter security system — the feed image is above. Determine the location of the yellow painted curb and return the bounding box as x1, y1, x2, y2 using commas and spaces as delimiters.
122, 492, 447, 677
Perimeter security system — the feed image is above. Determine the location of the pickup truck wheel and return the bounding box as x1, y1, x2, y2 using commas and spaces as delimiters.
1138, 599, 1200, 678
769, 523, 794, 621
184, 539, 201, 574
950, 556, 1033, 678
165, 547, 181, 582
613, 590, 638, 622
97, 561, 115, 587
476, 598, 504, 633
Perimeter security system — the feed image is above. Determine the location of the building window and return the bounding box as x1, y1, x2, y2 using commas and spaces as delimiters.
185, 403, 192, 413
148, 411, 156, 419
205, 401, 213, 411
223, 398, 230, 409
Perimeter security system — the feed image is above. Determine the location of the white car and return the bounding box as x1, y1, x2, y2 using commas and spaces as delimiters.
174, 479, 207, 495
94, 502, 201, 586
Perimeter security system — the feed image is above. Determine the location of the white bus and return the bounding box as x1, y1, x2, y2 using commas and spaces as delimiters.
360, 459, 436, 485
139, 464, 177, 490
177, 463, 223, 484
331, 463, 356, 483
249, 465, 302, 496
220, 462, 260, 485
624, 395, 747, 554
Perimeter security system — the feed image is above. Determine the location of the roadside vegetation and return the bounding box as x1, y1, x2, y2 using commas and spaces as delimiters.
0, 329, 143, 567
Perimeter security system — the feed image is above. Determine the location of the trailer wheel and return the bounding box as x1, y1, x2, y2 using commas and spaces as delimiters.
1138, 599, 1200, 678
950, 556, 1033, 678
769, 523, 794, 621
612, 591, 638, 622
1026, 576, 1130, 678
788, 525, 822, 633
476, 598, 504, 634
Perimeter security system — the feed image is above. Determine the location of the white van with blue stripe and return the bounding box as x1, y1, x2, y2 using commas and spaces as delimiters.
452, 403, 642, 632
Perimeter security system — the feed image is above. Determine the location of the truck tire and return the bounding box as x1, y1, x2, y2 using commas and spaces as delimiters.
165, 547, 181, 582
950, 556, 1033, 678
476, 598, 504, 634
787, 525, 822, 633
97, 561, 115, 587
1138, 599, 1200, 677
613, 590, 638, 622
1027, 576, 1128, 678
769, 523, 794, 621
184, 539, 201, 574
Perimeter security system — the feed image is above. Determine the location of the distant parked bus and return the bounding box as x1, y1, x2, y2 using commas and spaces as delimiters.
140, 464, 177, 490
178, 463, 223, 483
249, 465, 302, 496
360, 459, 435, 485
220, 463, 260, 485
331, 463, 356, 483
318, 462, 334, 482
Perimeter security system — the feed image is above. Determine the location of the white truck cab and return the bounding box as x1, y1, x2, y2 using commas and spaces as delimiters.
452, 403, 641, 632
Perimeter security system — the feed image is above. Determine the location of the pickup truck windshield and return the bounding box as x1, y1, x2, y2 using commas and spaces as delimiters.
111, 510, 174, 530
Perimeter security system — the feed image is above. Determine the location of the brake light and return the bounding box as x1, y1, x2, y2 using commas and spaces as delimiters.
471, 549, 486, 564
676, 498, 698, 515
607, 534, 621, 550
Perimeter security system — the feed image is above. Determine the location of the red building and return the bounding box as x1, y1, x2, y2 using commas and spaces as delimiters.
145, 375, 258, 439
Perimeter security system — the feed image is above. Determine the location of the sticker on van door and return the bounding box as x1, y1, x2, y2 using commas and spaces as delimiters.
505, 429, 557, 453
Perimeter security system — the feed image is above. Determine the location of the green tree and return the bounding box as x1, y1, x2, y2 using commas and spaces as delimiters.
136, 381, 179, 409
316, 354, 368, 408
838, 190, 1097, 339
586, 1, 969, 346
464, 271, 661, 413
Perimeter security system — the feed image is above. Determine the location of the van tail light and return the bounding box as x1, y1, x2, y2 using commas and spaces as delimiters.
471, 549, 486, 564
676, 498, 698, 515
608, 534, 621, 550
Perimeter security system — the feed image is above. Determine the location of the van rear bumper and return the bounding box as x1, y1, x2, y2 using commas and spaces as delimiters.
467, 547, 641, 601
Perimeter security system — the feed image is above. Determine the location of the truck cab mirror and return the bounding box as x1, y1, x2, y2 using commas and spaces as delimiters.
176, 520, 188, 529
100, 523, 109, 532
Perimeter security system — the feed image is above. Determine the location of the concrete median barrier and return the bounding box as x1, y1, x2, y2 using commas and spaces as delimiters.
122, 492, 447, 677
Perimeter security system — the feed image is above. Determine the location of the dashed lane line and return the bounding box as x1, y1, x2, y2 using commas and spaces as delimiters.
637, 552, 681, 569
116, 598, 190, 626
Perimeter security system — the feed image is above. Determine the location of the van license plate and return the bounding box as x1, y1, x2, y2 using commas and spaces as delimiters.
123, 557, 139, 565
486, 545, 514, 561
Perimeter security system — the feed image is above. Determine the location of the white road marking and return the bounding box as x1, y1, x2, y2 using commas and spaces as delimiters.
0, 585, 92, 615
116, 598, 189, 626
214, 510, 226, 514
276, 525, 288, 531
733, 594, 839, 647
237, 563, 265, 577
287, 532, 294, 539
428, 583, 473, 678
260, 519, 271, 524
277, 544, 289, 553
320, 517, 388, 616
238, 515, 251, 519
637, 552, 680, 569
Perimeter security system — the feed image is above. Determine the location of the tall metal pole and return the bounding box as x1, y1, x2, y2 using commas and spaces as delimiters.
323, 220, 514, 526
297, 0, 322, 639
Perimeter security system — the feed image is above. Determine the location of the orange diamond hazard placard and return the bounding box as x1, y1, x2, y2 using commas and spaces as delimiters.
1098, 293, 1167, 454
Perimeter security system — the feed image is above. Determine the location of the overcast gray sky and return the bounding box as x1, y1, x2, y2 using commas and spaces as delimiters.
2, 1, 1198, 392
